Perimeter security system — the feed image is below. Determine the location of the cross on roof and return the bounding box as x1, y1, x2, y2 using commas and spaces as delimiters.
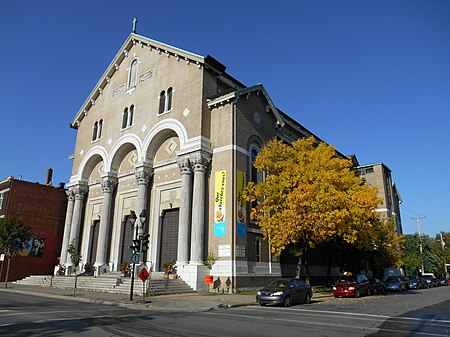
132, 17, 138, 34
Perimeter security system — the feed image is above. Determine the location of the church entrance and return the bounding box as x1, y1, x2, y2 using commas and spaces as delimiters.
120, 215, 134, 266
88, 220, 100, 265
159, 208, 179, 272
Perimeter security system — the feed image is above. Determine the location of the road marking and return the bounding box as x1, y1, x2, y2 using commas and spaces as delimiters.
207, 311, 450, 337
255, 307, 450, 324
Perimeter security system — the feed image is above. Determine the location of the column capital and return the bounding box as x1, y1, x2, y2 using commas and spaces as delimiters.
73, 185, 88, 200
101, 175, 118, 193
134, 166, 154, 185
192, 152, 211, 173
177, 157, 192, 175
66, 189, 75, 201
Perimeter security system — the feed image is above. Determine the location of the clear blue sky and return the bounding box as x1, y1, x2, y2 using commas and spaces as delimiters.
1, 0, 449, 236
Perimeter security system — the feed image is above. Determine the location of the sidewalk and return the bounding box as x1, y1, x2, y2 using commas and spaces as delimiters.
0, 283, 332, 312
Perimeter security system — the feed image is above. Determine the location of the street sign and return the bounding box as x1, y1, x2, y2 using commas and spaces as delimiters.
139, 267, 149, 282
0, 254, 4, 261
131, 253, 140, 264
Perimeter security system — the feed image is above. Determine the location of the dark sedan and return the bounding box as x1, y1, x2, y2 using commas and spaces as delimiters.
369, 278, 385, 294
256, 279, 313, 307
384, 277, 407, 291
408, 276, 425, 289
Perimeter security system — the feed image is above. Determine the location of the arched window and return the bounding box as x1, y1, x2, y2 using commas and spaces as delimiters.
250, 148, 258, 184
159, 90, 166, 115
97, 119, 103, 139
122, 107, 128, 129
166, 87, 173, 111
129, 105, 134, 127
128, 59, 138, 89
92, 122, 98, 141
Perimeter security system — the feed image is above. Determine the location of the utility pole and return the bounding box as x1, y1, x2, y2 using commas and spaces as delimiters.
411, 215, 426, 274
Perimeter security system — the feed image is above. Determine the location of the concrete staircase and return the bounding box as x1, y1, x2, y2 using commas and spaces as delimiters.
14, 273, 195, 296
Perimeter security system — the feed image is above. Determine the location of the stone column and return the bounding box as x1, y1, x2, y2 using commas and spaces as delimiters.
67, 184, 88, 268
94, 175, 117, 273
60, 189, 75, 266
176, 157, 193, 266
189, 153, 210, 265
134, 165, 153, 237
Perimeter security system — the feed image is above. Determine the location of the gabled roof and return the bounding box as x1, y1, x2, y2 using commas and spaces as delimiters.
70, 33, 234, 128
207, 84, 285, 128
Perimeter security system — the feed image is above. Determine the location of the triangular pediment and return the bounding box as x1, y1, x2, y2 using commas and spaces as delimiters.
71, 33, 218, 128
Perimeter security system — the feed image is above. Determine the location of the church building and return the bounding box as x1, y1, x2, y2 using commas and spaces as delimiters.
61, 27, 401, 291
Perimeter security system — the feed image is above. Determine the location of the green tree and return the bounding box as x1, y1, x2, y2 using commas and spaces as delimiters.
404, 233, 443, 275
243, 137, 401, 278
0, 217, 32, 288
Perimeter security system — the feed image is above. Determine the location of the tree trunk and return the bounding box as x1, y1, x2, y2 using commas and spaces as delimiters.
295, 254, 303, 279
4, 256, 11, 288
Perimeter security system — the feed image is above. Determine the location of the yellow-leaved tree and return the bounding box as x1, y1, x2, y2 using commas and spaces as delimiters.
243, 137, 391, 278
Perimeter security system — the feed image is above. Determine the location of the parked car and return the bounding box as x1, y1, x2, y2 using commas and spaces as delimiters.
437, 276, 448, 286
256, 279, 313, 307
384, 277, 407, 291
369, 278, 385, 294
408, 276, 425, 289
421, 275, 438, 288
333, 274, 370, 298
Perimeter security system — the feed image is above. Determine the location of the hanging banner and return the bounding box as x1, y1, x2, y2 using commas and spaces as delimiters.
236, 170, 247, 237
214, 170, 226, 236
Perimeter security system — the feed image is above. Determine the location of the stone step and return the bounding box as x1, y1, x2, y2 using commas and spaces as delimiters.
14, 274, 195, 296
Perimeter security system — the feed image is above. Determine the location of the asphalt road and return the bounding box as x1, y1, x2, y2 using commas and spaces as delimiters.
0, 286, 448, 336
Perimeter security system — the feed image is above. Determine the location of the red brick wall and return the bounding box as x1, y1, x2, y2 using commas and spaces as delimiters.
0, 180, 67, 281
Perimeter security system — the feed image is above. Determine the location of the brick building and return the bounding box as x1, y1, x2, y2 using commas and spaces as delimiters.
0, 175, 67, 281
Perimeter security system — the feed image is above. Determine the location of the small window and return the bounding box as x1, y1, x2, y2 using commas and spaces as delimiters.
166, 87, 173, 111
129, 105, 134, 127
122, 108, 128, 129
92, 122, 98, 141
365, 167, 374, 174
158, 88, 174, 115
159, 91, 166, 115
128, 59, 138, 89
98, 119, 103, 139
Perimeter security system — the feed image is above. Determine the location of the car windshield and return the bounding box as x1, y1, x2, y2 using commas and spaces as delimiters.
385, 278, 400, 283
421, 275, 434, 280
265, 280, 289, 288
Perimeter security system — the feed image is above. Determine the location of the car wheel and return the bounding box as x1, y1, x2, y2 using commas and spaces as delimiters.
304, 293, 311, 304
284, 296, 292, 307
259, 303, 266, 306
367, 288, 371, 296
355, 290, 360, 298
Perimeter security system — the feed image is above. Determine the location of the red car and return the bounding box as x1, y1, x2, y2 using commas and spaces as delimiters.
333, 274, 371, 298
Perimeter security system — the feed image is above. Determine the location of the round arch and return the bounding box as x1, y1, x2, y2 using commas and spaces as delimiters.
142, 118, 188, 159
107, 133, 143, 172
75, 146, 108, 182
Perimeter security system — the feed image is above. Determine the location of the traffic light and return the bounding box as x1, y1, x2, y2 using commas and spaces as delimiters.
142, 234, 150, 252
132, 239, 141, 253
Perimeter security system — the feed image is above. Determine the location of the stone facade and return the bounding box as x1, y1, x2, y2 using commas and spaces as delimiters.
62, 32, 401, 291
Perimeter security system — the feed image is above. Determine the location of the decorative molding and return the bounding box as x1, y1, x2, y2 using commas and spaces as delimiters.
139, 69, 153, 82
112, 85, 125, 97
101, 176, 118, 193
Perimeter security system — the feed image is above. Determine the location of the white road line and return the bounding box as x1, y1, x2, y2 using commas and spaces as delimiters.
207, 312, 449, 337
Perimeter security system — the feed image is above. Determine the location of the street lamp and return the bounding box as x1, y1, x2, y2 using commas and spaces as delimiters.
129, 209, 147, 301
